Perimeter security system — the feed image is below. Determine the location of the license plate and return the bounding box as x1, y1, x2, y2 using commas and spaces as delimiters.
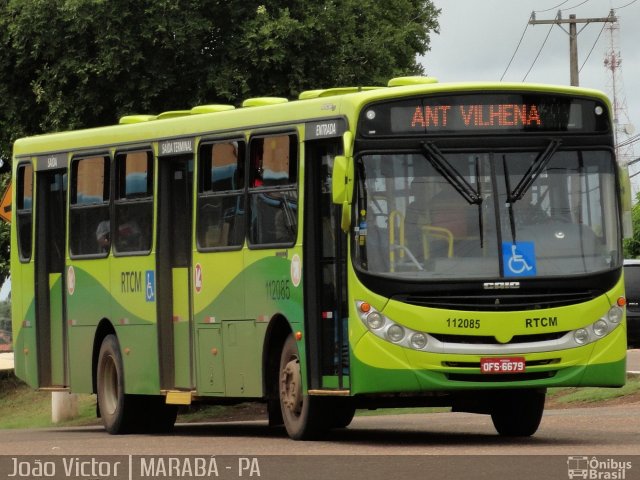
480, 357, 526, 374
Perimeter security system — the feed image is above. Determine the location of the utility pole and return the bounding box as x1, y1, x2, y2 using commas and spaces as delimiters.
528, 10, 617, 86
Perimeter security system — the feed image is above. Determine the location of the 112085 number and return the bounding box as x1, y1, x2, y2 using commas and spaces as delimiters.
266, 280, 291, 300
446, 318, 480, 329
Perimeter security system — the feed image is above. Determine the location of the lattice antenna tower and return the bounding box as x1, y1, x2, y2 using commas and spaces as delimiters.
603, 9, 635, 165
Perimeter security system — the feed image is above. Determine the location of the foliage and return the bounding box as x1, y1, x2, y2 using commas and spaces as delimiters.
0, 0, 440, 284
623, 193, 640, 258
0, 175, 9, 281
0, 0, 439, 157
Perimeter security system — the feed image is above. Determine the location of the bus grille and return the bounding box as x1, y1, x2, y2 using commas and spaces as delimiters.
430, 331, 569, 345
397, 291, 598, 311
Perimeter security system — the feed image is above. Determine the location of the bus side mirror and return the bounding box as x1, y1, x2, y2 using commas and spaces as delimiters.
332, 155, 353, 232
332, 131, 354, 231
331, 155, 353, 205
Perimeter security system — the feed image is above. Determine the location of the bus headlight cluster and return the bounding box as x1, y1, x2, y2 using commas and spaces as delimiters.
572, 300, 625, 346
357, 301, 430, 351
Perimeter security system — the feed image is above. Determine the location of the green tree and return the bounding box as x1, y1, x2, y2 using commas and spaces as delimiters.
0, 0, 439, 157
0, 175, 9, 281
624, 194, 640, 258
0, 0, 440, 283
0, 298, 10, 333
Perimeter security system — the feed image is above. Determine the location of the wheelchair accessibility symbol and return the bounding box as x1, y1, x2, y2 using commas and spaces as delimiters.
502, 242, 537, 277
145, 270, 155, 302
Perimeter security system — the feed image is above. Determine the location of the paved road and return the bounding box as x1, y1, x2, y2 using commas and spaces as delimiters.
2, 406, 639, 479
1, 403, 638, 456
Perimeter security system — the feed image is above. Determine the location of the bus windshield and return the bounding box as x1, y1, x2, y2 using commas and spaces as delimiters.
355, 147, 619, 279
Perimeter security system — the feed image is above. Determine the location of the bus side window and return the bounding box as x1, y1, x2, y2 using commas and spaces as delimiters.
16, 163, 34, 261
248, 134, 298, 246
69, 156, 110, 257
114, 151, 153, 254
197, 140, 245, 250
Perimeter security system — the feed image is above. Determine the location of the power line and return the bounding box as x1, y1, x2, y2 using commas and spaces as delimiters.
561, 0, 592, 11
522, 21, 555, 81
619, 134, 640, 148
534, 1, 569, 13
613, 0, 638, 9
579, 22, 607, 72
501, 22, 529, 81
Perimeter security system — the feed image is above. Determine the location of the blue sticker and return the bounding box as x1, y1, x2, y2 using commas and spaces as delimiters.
502, 242, 536, 277
145, 270, 155, 302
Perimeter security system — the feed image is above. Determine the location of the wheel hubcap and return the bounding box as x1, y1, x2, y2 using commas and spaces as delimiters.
100, 355, 118, 415
280, 358, 302, 416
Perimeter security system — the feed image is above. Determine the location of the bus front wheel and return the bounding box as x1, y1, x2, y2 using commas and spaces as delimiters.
490, 389, 546, 437
278, 334, 326, 440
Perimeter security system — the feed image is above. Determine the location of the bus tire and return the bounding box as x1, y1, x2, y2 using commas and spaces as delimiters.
490, 389, 545, 437
325, 398, 356, 429
278, 334, 326, 440
143, 396, 178, 433
96, 334, 138, 434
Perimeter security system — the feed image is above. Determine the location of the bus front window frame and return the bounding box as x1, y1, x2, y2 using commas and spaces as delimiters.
352, 145, 620, 283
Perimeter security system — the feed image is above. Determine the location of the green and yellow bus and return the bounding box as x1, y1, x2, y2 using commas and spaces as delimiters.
11, 77, 630, 439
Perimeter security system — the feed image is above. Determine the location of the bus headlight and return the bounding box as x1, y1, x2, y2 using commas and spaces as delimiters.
410, 332, 428, 349
356, 301, 433, 350
387, 325, 405, 343
574, 328, 589, 345
593, 319, 608, 337
607, 306, 623, 324
366, 312, 385, 330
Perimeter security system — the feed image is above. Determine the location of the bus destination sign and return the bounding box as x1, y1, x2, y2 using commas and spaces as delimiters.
359, 93, 609, 136
408, 103, 542, 129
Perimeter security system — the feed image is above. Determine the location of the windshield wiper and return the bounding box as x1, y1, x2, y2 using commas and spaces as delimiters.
421, 142, 481, 205
509, 138, 562, 202
422, 143, 486, 248
502, 154, 517, 242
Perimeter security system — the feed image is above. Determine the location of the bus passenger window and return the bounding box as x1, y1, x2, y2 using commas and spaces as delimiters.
248, 134, 298, 246
69, 156, 110, 257
114, 151, 153, 254
197, 140, 245, 250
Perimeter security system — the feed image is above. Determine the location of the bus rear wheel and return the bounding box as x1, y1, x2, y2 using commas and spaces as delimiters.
490, 389, 546, 437
97, 334, 137, 434
278, 334, 327, 440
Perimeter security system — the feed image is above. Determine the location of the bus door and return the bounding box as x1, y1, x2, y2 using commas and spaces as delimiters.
304, 124, 350, 391
34, 155, 68, 387
157, 141, 194, 390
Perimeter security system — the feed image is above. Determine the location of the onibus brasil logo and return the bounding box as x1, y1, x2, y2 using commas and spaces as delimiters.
567, 456, 632, 479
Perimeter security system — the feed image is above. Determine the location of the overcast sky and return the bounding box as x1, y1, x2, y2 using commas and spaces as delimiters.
421, 0, 639, 168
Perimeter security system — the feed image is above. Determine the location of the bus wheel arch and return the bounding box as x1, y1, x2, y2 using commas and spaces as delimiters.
262, 315, 291, 426
92, 319, 116, 395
